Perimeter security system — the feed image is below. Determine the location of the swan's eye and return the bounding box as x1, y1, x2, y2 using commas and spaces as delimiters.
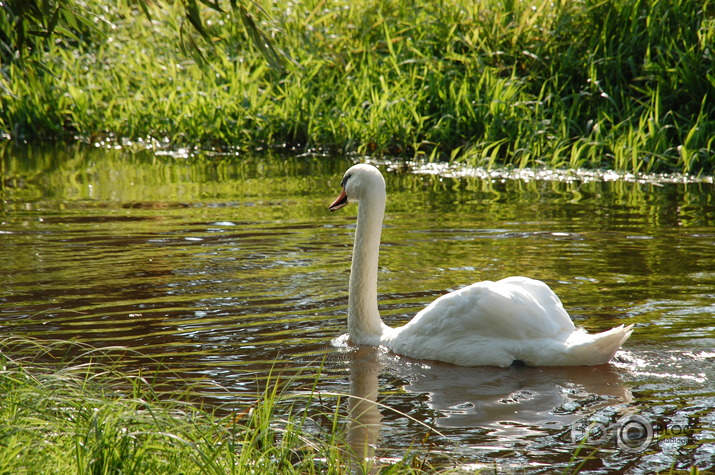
341, 173, 351, 188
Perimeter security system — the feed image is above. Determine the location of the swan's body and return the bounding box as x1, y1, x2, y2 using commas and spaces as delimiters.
329, 164, 633, 367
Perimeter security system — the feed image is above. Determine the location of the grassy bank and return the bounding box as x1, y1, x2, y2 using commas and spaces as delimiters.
0, 339, 439, 474
1, 0, 714, 173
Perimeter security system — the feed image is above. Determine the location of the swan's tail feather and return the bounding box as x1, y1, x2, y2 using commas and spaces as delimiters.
565, 324, 634, 366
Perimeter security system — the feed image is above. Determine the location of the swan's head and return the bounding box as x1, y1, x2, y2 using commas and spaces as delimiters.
329, 164, 385, 211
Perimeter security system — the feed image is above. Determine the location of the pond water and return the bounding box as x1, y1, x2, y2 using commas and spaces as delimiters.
1, 144, 714, 473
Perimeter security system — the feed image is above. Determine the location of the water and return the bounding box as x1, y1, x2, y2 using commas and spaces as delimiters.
2, 144, 714, 473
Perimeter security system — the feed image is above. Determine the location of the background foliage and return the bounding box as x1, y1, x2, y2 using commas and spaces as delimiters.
1, 0, 714, 173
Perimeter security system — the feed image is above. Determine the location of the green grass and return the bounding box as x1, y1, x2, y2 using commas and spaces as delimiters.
1, 0, 714, 173
0, 339, 441, 474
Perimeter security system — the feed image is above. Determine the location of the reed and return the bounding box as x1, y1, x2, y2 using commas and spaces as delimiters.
1, 0, 713, 173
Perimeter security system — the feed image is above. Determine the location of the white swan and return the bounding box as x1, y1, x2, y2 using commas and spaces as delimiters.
329, 163, 633, 367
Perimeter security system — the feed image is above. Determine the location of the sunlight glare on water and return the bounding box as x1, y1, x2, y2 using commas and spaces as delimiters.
1, 145, 714, 473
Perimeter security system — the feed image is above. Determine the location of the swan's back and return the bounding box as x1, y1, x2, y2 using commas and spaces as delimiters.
383, 276, 632, 367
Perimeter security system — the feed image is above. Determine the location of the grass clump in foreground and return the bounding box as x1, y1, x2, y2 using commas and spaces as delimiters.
0, 340, 436, 474
1, 0, 714, 174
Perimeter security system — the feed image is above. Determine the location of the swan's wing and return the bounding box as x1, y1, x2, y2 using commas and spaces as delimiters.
400, 277, 575, 341
384, 277, 630, 367
493, 276, 576, 335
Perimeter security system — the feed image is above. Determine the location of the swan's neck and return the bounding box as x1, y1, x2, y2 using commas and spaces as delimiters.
348, 192, 387, 345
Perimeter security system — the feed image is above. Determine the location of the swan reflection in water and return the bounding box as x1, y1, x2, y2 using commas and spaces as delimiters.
345, 346, 384, 473
342, 346, 630, 471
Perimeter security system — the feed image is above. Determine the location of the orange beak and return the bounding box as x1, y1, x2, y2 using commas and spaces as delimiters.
329, 189, 348, 211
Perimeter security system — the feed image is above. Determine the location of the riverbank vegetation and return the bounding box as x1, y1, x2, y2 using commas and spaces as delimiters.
0, 339, 440, 474
1, 0, 714, 173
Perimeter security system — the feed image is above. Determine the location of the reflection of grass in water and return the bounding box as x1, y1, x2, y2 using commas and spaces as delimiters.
3, 0, 714, 173
0, 338, 444, 474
